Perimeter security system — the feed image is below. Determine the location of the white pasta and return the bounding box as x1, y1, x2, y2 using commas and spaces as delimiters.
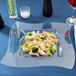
21, 31, 59, 57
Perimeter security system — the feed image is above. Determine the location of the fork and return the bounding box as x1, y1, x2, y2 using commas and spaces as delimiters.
56, 30, 63, 57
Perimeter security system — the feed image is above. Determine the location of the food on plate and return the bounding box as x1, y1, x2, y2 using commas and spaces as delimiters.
21, 31, 59, 57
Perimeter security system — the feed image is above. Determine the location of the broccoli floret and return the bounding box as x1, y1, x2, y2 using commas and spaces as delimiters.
24, 43, 31, 49
50, 46, 55, 54
26, 33, 32, 36
24, 43, 28, 47
47, 46, 56, 56
40, 35, 45, 41
52, 46, 57, 50
36, 38, 42, 41
48, 32, 54, 34
46, 50, 53, 56
36, 38, 40, 41
31, 47, 38, 53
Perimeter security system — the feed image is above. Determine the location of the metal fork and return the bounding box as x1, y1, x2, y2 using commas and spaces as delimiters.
56, 30, 63, 57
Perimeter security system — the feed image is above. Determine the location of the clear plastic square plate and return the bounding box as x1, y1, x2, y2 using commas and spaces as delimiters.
0, 21, 75, 69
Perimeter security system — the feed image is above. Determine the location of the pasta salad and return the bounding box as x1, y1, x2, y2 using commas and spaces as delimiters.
21, 31, 59, 57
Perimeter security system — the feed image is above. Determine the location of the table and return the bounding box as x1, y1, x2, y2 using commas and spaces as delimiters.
0, 0, 76, 76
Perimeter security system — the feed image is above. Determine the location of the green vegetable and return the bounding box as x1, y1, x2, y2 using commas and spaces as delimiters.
8, 0, 15, 15
48, 32, 54, 34
40, 35, 45, 41
31, 47, 38, 53
24, 43, 28, 46
46, 50, 53, 56
26, 33, 32, 36
36, 38, 40, 40
36, 38, 42, 41
24, 43, 31, 49
50, 46, 56, 54
47, 45, 56, 56
52, 46, 57, 50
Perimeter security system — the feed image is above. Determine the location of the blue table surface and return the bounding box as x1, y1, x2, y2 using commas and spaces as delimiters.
0, 0, 76, 76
